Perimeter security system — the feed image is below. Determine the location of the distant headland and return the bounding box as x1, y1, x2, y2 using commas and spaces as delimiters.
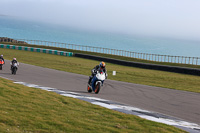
0, 37, 27, 44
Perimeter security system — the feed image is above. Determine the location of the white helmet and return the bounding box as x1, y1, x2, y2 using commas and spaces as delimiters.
13, 58, 16, 60
1, 55, 3, 57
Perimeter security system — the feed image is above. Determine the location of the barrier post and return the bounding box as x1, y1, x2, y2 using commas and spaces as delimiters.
192, 57, 194, 65
189, 57, 191, 64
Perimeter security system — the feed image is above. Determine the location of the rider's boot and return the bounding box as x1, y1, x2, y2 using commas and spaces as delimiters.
88, 76, 92, 86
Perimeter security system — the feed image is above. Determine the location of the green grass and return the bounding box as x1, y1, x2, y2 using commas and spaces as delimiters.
1, 48, 200, 93
0, 77, 186, 133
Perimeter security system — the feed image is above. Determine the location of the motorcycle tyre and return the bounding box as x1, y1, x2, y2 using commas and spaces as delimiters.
94, 82, 101, 94
14, 68, 16, 75
87, 85, 92, 93
12, 68, 17, 75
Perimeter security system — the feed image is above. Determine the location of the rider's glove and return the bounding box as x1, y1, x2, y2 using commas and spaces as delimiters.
92, 69, 97, 74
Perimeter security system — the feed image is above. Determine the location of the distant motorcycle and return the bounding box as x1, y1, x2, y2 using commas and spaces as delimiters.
87, 70, 106, 94
0, 59, 4, 70
11, 63, 18, 75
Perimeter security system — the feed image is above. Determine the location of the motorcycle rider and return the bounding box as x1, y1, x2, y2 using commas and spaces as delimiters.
10, 58, 19, 70
0, 55, 5, 70
88, 61, 107, 86
0, 55, 5, 63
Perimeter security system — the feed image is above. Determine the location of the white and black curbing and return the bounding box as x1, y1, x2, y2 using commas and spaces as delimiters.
0, 44, 73, 57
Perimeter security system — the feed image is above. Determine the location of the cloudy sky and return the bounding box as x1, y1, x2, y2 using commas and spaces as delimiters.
1, 0, 200, 40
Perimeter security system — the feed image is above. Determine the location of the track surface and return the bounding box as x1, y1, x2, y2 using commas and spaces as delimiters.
1, 60, 200, 125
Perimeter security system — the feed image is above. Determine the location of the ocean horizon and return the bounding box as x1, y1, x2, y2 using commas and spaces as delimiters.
1, 16, 200, 57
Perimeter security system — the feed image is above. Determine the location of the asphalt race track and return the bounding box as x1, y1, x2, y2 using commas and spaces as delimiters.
1, 60, 200, 126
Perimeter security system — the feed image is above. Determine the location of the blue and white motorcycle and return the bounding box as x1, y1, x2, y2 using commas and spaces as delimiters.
87, 70, 106, 94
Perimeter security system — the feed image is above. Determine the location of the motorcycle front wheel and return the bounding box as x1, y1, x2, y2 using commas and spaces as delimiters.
94, 82, 101, 94
12, 68, 17, 75
13, 69, 16, 75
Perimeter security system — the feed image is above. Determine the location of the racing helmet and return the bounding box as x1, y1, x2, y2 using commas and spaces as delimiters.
13, 58, 16, 60
99, 61, 106, 69
1, 55, 3, 57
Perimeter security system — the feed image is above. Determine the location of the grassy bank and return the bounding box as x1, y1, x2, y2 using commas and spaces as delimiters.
0, 77, 186, 133
2, 42, 200, 69
1, 48, 200, 93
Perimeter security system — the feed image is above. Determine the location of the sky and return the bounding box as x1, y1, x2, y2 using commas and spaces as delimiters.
0, 0, 200, 41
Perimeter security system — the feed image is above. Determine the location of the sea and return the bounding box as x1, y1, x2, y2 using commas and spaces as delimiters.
0, 16, 200, 57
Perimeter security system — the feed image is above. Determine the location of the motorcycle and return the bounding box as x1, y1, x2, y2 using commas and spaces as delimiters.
0, 59, 4, 70
11, 63, 18, 75
87, 70, 106, 94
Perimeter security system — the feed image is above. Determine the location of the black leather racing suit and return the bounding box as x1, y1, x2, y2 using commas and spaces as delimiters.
11, 60, 18, 70
88, 65, 107, 85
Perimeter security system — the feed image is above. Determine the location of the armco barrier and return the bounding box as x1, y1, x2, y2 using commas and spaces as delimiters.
0, 44, 73, 57
75, 53, 200, 76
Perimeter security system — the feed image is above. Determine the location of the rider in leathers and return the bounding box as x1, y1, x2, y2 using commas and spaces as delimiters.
10, 58, 19, 70
0, 55, 5, 63
0, 55, 5, 70
88, 61, 107, 86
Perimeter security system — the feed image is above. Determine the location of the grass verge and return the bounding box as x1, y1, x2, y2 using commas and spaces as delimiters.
0, 77, 186, 133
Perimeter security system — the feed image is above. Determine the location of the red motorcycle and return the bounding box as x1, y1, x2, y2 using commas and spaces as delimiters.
0, 59, 4, 70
